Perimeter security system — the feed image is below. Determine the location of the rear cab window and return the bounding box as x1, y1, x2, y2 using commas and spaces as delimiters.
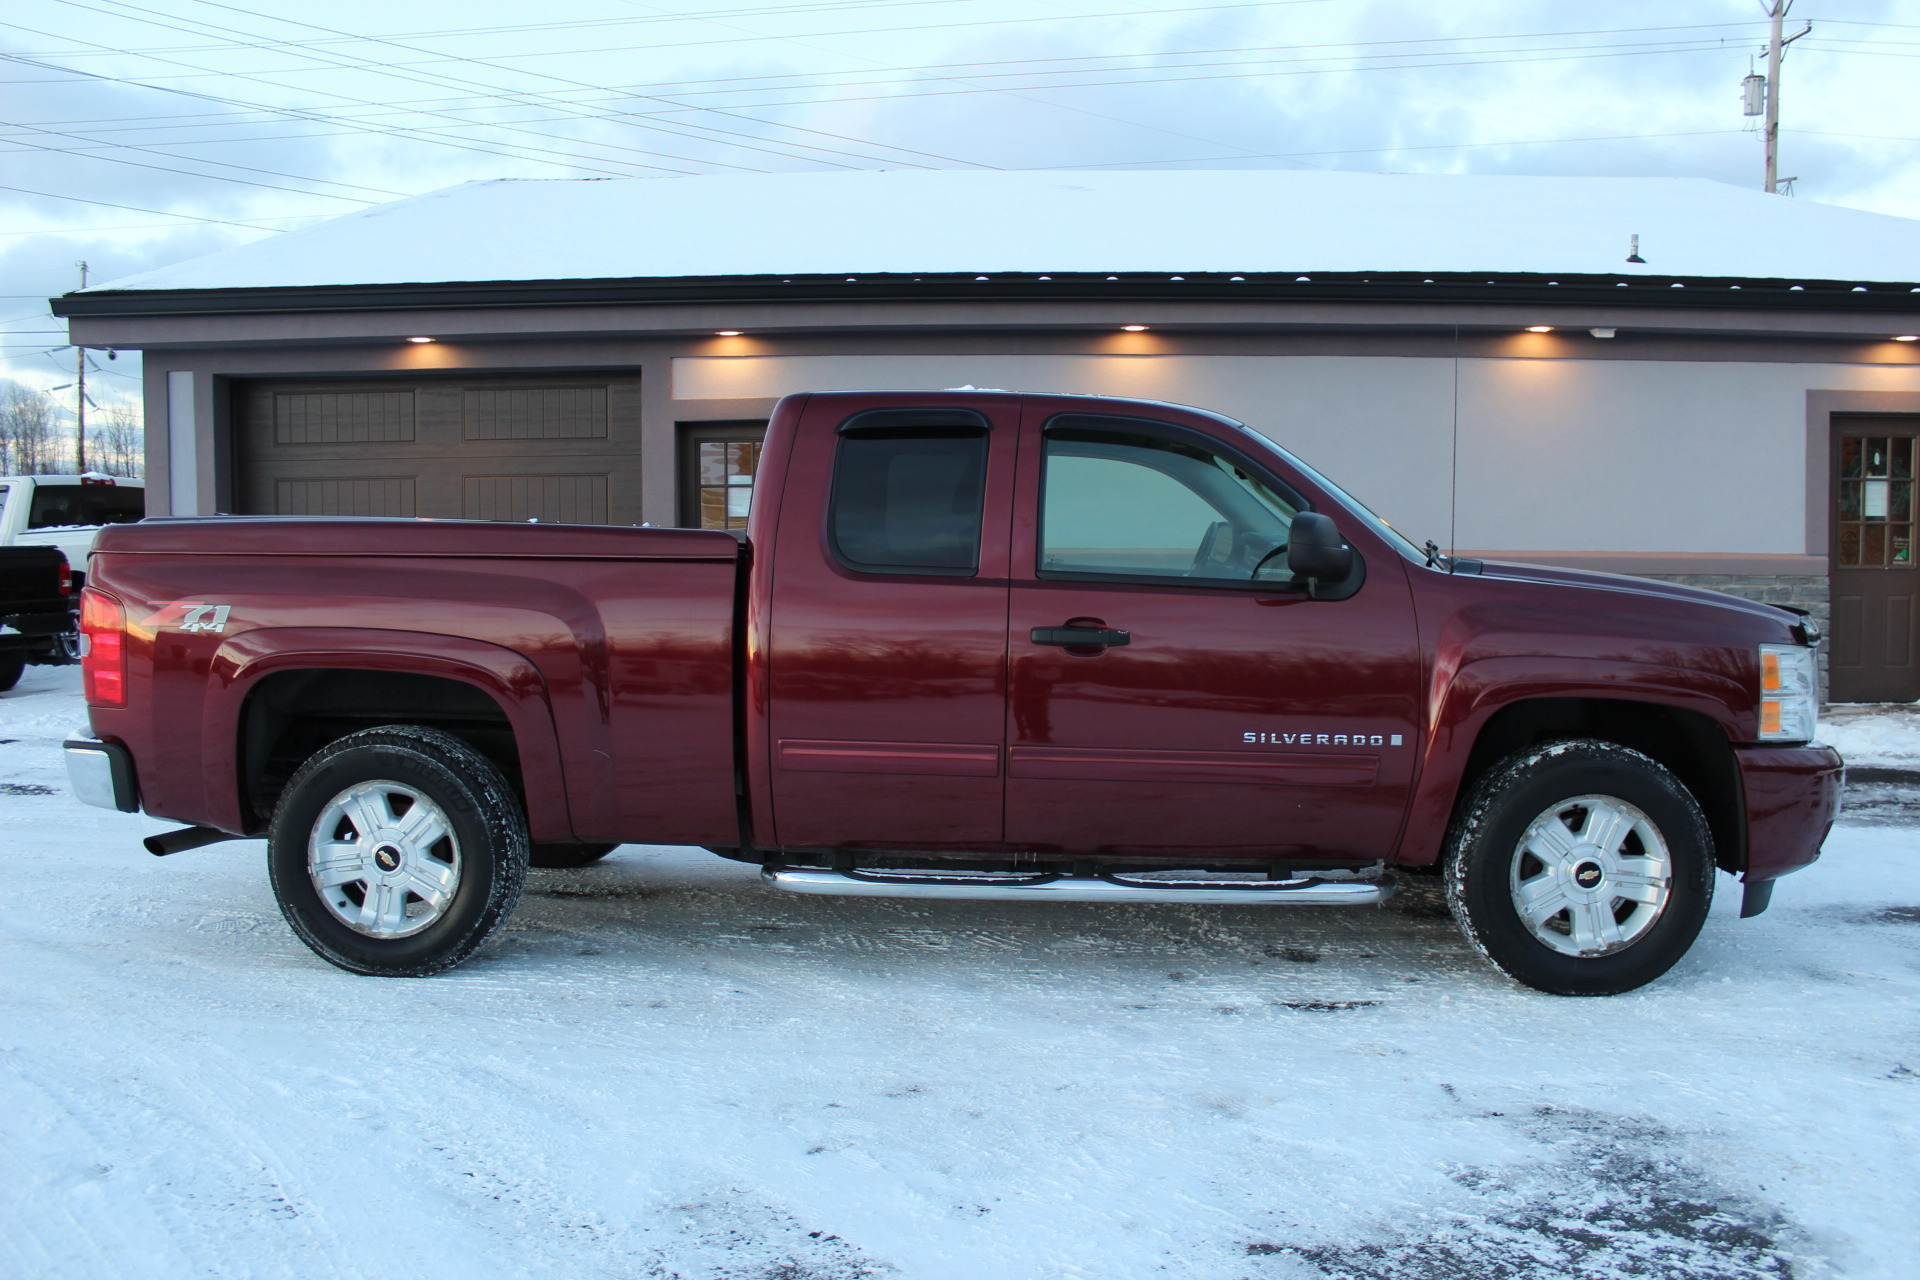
828, 409, 991, 576
27, 483, 144, 530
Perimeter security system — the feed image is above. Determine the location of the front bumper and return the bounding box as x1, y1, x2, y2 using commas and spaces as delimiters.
63, 735, 139, 812
1736, 742, 1842, 884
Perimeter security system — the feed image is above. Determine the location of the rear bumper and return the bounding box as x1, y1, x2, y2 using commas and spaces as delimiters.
63, 735, 139, 812
1736, 743, 1842, 883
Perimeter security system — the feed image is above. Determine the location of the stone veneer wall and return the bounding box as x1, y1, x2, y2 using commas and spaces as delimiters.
1634, 574, 1831, 700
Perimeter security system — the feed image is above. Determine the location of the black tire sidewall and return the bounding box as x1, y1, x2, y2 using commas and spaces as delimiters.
0, 650, 25, 692
268, 728, 526, 976
1449, 742, 1714, 996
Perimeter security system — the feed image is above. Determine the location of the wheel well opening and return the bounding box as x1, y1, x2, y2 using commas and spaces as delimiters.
1459, 698, 1745, 873
240, 669, 521, 833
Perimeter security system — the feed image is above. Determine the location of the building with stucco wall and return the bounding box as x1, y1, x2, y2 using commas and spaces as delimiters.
49, 170, 1920, 700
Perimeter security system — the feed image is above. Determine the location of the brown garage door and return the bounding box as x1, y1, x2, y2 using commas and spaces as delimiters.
233, 374, 644, 525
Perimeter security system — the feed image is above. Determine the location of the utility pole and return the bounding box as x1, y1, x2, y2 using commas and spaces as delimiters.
72, 260, 88, 475
1759, 1, 1811, 194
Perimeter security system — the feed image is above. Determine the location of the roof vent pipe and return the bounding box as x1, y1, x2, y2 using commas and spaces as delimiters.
1627, 234, 1646, 264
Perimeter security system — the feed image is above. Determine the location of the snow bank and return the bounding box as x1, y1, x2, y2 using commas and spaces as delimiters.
1819, 709, 1920, 769
4, 668, 1916, 1279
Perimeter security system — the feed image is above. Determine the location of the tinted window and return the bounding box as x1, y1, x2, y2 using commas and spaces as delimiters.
1040, 425, 1298, 581
830, 428, 988, 575
27, 483, 145, 529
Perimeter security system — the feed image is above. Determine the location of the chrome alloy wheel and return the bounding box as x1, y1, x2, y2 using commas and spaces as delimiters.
1508, 794, 1673, 957
307, 781, 461, 939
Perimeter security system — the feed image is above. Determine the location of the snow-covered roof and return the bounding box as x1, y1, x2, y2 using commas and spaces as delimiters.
86, 170, 1920, 294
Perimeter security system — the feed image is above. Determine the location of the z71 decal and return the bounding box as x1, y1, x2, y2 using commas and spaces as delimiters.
145, 600, 233, 635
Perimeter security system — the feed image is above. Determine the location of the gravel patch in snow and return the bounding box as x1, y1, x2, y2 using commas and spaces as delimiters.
4, 666, 1916, 1279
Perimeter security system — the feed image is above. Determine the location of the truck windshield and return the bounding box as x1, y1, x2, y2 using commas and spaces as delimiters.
27, 483, 145, 529
1235, 427, 1429, 565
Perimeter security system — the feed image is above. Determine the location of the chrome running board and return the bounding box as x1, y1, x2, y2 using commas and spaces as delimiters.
761, 867, 1395, 906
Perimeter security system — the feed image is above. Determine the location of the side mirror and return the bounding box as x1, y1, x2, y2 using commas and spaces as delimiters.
1287, 512, 1353, 594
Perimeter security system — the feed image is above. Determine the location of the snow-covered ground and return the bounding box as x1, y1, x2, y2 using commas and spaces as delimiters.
4, 666, 1917, 1280
1819, 709, 1920, 770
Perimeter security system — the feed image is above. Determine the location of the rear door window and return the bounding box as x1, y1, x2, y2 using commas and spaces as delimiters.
829, 423, 989, 576
27, 484, 145, 529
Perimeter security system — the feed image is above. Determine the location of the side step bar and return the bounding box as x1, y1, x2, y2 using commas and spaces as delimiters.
762, 867, 1394, 906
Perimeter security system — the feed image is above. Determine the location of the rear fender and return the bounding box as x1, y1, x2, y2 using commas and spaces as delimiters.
1396, 655, 1748, 866
204, 627, 571, 839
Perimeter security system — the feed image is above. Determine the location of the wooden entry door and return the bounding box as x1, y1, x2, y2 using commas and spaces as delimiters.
1831, 418, 1919, 702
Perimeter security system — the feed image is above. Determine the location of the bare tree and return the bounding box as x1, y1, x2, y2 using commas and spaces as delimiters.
0, 382, 59, 475
92, 401, 144, 477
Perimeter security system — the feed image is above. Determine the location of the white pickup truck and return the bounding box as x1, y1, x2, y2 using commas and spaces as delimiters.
0, 475, 144, 587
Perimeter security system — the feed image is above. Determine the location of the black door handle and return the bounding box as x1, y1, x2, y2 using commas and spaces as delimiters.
1031, 626, 1131, 647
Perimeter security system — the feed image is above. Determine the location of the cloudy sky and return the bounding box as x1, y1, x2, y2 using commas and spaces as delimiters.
4, 0, 1917, 416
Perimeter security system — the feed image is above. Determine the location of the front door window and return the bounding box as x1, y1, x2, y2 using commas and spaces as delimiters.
1040, 424, 1298, 582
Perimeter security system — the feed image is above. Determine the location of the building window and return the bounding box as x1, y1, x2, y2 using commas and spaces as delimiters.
678, 421, 767, 530
1838, 434, 1914, 568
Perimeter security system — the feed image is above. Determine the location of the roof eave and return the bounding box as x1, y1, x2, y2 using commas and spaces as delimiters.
49, 271, 1920, 319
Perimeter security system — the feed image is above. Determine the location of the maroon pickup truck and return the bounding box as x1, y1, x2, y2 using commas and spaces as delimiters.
63, 391, 1840, 995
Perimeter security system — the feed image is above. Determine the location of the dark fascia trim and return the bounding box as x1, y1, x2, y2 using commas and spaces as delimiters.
49, 270, 1920, 319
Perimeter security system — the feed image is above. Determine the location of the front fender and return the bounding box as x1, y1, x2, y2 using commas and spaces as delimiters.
201, 626, 571, 839
1394, 655, 1749, 866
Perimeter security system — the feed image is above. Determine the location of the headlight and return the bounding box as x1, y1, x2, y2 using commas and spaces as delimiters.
1758, 644, 1817, 742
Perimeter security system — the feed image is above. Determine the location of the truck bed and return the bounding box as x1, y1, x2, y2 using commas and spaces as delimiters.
88, 517, 744, 846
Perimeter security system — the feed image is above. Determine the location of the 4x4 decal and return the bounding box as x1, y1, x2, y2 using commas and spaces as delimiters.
145, 600, 232, 635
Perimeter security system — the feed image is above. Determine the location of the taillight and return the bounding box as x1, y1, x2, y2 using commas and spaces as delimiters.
80, 588, 126, 707
57, 554, 73, 596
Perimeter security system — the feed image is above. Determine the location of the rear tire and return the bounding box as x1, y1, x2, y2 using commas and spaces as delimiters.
1444, 739, 1714, 996
530, 841, 618, 869
0, 651, 23, 692
268, 726, 529, 977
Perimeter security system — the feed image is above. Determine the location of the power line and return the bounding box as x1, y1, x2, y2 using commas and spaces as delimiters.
0, 180, 297, 227
79, 0, 983, 170
0, 18, 1788, 139
2, 0, 1340, 61
0, 37, 709, 178
37, 0, 915, 172
0, 131, 390, 203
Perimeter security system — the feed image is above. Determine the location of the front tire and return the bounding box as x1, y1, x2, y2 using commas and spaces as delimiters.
1444, 739, 1714, 996
0, 650, 24, 692
268, 726, 529, 977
